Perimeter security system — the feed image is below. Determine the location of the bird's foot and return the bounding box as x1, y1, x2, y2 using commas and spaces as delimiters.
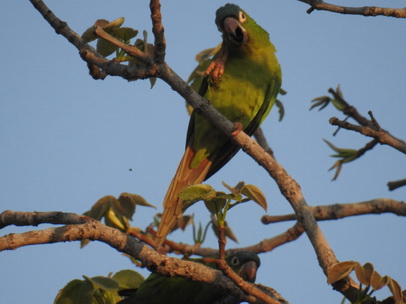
205, 44, 228, 82
231, 122, 243, 136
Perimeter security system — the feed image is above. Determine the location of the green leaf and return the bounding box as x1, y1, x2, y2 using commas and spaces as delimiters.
112, 270, 144, 290
83, 276, 119, 292
81, 25, 98, 42
85, 195, 116, 221
97, 37, 119, 57
116, 193, 137, 219
179, 184, 216, 202
355, 262, 374, 286
110, 27, 138, 42
54, 279, 94, 304
327, 261, 357, 284
204, 197, 227, 216
241, 184, 268, 212
104, 208, 128, 231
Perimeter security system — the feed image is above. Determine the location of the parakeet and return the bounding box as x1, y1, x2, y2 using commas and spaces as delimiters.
118, 251, 261, 304
156, 3, 282, 248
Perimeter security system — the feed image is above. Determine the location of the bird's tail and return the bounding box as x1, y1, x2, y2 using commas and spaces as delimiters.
155, 146, 211, 249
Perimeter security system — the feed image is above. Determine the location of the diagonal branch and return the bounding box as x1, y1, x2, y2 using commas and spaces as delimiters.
298, 0, 406, 18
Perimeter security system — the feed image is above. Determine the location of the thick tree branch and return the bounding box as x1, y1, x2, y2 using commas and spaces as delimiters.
262, 199, 406, 224
298, 0, 406, 18
0, 210, 284, 304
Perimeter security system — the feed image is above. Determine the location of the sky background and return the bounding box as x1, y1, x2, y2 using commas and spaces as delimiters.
1, 1, 405, 303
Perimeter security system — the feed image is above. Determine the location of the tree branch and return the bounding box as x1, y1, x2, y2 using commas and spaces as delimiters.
298, 0, 406, 18
329, 117, 406, 154
387, 178, 406, 191
0, 210, 285, 304
262, 199, 406, 224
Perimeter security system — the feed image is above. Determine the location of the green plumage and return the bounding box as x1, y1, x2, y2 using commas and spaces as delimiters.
118, 251, 261, 304
156, 3, 282, 248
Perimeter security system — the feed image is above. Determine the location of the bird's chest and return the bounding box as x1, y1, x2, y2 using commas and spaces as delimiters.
206, 57, 271, 127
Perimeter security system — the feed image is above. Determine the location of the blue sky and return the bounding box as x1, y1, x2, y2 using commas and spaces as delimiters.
1, 1, 405, 303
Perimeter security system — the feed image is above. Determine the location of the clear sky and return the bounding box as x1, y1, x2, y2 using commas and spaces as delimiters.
1, 1, 405, 303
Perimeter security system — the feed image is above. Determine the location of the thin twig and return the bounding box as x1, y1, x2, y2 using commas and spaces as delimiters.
329, 117, 406, 154
203, 258, 280, 304
387, 179, 406, 191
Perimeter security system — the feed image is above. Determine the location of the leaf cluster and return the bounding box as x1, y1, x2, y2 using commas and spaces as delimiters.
54, 270, 144, 304
81, 18, 156, 87
82, 192, 154, 247
178, 181, 267, 244
327, 261, 404, 304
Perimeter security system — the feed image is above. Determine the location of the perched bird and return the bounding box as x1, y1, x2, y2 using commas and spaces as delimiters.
118, 251, 261, 304
156, 3, 282, 248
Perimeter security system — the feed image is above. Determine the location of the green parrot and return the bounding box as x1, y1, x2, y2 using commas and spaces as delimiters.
156, 3, 282, 247
118, 251, 261, 304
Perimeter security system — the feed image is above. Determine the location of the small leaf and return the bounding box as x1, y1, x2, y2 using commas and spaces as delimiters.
85, 195, 116, 221
80, 238, 91, 249
204, 197, 227, 216
387, 277, 403, 304
97, 37, 119, 57
149, 77, 157, 89
111, 27, 138, 42
81, 25, 98, 42
54, 279, 93, 304
241, 184, 267, 212
310, 95, 331, 111
179, 184, 216, 202
105, 208, 128, 231
112, 270, 144, 290
83, 275, 119, 291
327, 261, 358, 284
370, 271, 389, 291
275, 99, 285, 121
355, 262, 374, 286
102, 17, 125, 30
175, 215, 193, 231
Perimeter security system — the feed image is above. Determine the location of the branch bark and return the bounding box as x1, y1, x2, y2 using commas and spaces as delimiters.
262, 199, 406, 224
0, 210, 283, 304
298, 0, 406, 18
330, 117, 406, 154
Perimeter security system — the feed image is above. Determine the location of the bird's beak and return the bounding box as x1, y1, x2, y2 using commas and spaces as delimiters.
239, 260, 258, 283
223, 17, 248, 45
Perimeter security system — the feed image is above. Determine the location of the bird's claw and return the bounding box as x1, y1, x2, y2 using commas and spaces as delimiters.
231, 122, 243, 136
205, 44, 228, 82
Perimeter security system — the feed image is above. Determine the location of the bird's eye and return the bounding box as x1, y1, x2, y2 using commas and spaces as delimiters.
231, 256, 239, 266
239, 11, 246, 22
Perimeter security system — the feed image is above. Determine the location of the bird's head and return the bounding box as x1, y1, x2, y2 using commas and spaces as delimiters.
215, 3, 249, 46
227, 251, 261, 283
